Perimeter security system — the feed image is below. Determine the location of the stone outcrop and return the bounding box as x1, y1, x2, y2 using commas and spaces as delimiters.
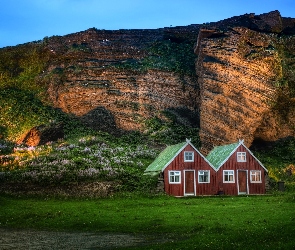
47, 69, 198, 131
3, 10, 295, 152
17, 123, 64, 146
195, 11, 295, 153
43, 27, 200, 132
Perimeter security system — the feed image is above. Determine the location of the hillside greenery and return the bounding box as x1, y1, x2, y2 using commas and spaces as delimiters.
0, 35, 294, 194
113, 39, 198, 79
271, 36, 295, 121
0, 43, 53, 140
253, 137, 295, 191
0, 20, 295, 250
0, 127, 295, 193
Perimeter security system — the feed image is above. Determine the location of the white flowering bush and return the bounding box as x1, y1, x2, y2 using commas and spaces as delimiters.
0, 135, 158, 190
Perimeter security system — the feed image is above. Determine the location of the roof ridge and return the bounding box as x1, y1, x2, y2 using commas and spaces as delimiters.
144, 141, 187, 174
206, 141, 240, 169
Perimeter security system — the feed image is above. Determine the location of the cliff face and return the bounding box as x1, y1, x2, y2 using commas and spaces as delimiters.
42, 27, 200, 132
30, 11, 295, 147
195, 11, 295, 152
1, 10, 295, 149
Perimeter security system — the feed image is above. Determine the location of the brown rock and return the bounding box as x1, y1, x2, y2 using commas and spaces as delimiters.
8, 10, 295, 152
195, 24, 295, 154
17, 123, 64, 146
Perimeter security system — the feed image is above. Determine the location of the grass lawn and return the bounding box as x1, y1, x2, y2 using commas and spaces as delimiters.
0, 193, 294, 249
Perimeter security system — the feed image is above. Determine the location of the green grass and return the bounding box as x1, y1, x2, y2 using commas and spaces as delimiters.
0, 193, 294, 249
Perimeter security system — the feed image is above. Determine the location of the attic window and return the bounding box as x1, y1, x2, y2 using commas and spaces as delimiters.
169, 171, 181, 184
223, 170, 235, 183
198, 170, 210, 183
184, 151, 194, 162
237, 152, 246, 162
250, 170, 261, 183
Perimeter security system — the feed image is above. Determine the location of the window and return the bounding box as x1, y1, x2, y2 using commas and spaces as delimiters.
169, 171, 181, 184
223, 170, 235, 183
198, 170, 210, 183
250, 170, 261, 183
184, 151, 194, 162
237, 152, 246, 162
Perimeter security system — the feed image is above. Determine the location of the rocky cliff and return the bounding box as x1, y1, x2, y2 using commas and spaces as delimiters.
195, 11, 295, 152
1, 10, 295, 151
42, 27, 200, 132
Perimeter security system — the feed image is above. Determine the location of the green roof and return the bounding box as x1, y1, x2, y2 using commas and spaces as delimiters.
206, 142, 239, 169
145, 141, 187, 174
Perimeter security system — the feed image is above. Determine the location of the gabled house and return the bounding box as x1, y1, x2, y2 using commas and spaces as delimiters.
145, 139, 216, 197
206, 139, 268, 195
145, 139, 268, 197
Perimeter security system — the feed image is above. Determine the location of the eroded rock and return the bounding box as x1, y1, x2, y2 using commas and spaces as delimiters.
17, 123, 64, 146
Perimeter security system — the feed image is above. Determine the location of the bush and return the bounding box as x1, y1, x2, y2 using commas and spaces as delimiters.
144, 110, 200, 146
0, 139, 15, 155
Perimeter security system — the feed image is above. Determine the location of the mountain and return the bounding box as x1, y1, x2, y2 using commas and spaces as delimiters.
0, 10, 294, 152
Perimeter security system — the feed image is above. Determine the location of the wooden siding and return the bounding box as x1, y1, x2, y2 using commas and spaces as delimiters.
160, 143, 266, 197
216, 145, 266, 195
163, 144, 216, 196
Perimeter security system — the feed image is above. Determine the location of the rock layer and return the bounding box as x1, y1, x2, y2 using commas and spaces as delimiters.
44, 28, 200, 132
195, 11, 295, 153
7, 10, 295, 151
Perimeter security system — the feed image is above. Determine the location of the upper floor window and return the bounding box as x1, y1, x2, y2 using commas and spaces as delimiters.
198, 170, 210, 183
184, 151, 194, 162
250, 170, 261, 183
223, 170, 235, 183
169, 171, 181, 184
237, 152, 246, 162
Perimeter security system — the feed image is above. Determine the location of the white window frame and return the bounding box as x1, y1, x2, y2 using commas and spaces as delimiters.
223, 170, 235, 183
250, 170, 261, 183
169, 171, 181, 184
237, 152, 246, 162
198, 170, 210, 183
184, 151, 194, 162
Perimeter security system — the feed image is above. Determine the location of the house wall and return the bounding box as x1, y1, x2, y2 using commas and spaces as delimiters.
216, 145, 266, 195
163, 144, 216, 196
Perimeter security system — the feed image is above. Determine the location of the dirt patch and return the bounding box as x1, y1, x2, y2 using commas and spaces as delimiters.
0, 228, 171, 249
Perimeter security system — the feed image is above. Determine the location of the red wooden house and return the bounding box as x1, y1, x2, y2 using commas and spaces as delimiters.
145, 139, 268, 196
206, 139, 268, 195
144, 139, 216, 196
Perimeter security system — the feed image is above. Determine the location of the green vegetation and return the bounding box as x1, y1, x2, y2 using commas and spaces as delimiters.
0, 88, 61, 140
69, 42, 92, 53
0, 100, 200, 192
142, 40, 197, 77
253, 137, 295, 191
271, 36, 295, 121
0, 127, 294, 194
0, 43, 50, 94
0, 43, 55, 140
0, 33, 294, 194
0, 194, 294, 249
144, 108, 200, 146
0, 31, 294, 249
275, 36, 295, 97
0, 131, 159, 192
113, 39, 197, 78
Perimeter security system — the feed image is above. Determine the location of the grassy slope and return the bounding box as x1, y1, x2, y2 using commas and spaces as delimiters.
0, 43, 53, 140
0, 194, 294, 249
0, 31, 294, 191
0, 29, 294, 250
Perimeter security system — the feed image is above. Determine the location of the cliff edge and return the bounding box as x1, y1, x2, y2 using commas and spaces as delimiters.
195, 11, 295, 152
